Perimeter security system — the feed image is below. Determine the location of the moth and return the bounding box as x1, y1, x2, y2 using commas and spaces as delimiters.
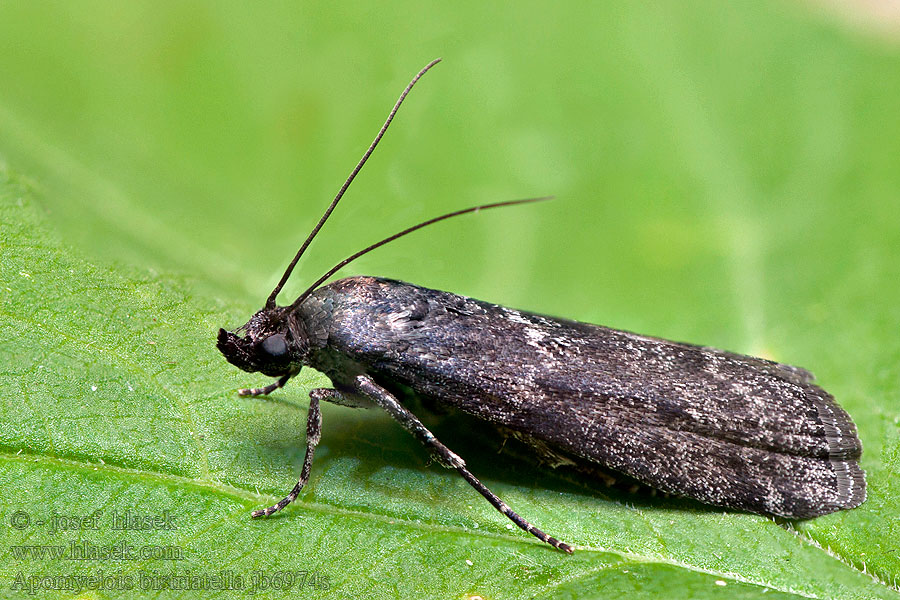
217, 59, 865, 553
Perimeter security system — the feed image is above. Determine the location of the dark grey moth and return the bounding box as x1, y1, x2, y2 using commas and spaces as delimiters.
217, 59, 865, 553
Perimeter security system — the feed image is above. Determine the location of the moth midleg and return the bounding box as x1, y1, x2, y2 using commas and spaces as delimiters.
354, 374, 574, 553
251, 392, 324, 517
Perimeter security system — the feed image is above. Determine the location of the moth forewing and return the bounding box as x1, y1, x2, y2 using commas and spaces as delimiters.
296, 276, 865, 520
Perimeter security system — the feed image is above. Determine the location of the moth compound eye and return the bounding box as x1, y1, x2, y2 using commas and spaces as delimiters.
261, 334, 288, 357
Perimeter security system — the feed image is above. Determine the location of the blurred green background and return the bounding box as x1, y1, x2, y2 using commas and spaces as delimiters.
1, 1, 899, 599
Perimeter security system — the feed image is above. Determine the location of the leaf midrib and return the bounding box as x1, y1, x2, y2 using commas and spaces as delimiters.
0, 449, 878, 600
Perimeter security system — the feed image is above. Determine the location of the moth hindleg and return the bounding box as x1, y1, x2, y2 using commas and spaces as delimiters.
353, 374, 573, 553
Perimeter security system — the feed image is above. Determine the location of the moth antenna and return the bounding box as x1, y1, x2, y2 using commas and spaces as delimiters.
265, 58, 442, 309
289, 196, 552, 311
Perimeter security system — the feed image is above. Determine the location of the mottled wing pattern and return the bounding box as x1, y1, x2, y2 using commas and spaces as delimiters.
309, 277, 865, 518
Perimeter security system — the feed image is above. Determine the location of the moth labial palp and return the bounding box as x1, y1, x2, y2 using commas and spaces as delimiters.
216, 59, 865, 553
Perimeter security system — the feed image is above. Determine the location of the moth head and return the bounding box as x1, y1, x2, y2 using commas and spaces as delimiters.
217, 308, 308, 377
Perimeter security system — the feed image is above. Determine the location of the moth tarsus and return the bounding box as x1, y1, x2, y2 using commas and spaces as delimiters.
217, 60, 865, 553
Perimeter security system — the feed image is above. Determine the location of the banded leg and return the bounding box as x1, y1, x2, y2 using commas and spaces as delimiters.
251, 389, 330, 517
238, 373, 294, 397
354, 374, 573, 553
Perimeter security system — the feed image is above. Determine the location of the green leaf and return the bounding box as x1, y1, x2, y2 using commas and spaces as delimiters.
1, 2, 898, 599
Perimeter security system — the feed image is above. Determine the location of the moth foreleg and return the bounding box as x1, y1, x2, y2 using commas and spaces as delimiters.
251, 392, 323, 517
238, 373, 294, 397
353, 374, 573, 553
